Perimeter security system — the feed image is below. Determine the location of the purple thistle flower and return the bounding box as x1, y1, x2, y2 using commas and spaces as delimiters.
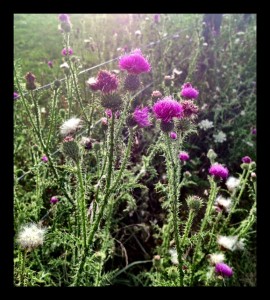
179, 151, 189, 161
181, 100, 199, 118
170, 132, 177, 140
153, 96, 184, 123
215, 262, 233, 278
50, 196, 59, 204
251, 128, 256, 135
209, 163, 229, 180
242, 156, 252, 164
94, 70, 119, 94
58, 14, 70, 23
181, 82, 199, 99
48, 61, 53, 68
133, 107, 151, 127
41, 155, 48, 163
119, 49, 151, 75
105, 109, 120, 119
61, 47, 73, 56
25, 72, 36, 83
14, 92, 20, 100
154, 14, 161, 23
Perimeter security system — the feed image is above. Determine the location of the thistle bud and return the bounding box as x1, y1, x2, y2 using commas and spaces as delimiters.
160, 120, 174, 132
186, 195, 203, 213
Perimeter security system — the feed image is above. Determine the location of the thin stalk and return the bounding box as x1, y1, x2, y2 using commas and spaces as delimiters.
165, 134, 184, 286
46, 89, 58, 148
20, 250, 26, 286
73, 113, 115, 285
179, 210, 195, 249
76, 162, 87, 251
33, 249, 44, 272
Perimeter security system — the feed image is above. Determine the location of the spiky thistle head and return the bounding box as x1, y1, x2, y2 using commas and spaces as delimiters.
186, 195, 203, 213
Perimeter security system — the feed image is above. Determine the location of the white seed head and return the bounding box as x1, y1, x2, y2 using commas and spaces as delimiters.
60, 118, 82, 136
169, 248, 179, 265
60, 62, 69, 69
215, 196, 232, 212
208, 253, 225, 265
17, 223, 46, 251
226, 176, 240, 192
217, 235, 245, 251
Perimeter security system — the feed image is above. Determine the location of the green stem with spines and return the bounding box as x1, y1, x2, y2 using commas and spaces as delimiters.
46, 89, 58, 148
76, 161, 87, 251
179, 210, 195, 249
165, 133, 184, 286
73, 112, 115, 285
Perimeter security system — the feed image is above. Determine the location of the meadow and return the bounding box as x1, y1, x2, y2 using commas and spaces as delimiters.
14, 14, 256, 286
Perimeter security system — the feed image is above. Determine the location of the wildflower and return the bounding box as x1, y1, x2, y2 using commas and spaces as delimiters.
181, 100, 199, 118
135, 30, 142, 36
48, 61, 53, 68
198, 119, 214, 130
180, 82, 199, 99
169, 249, 178, 265
215, 263, 233, 278
60, 118, 82, 136
213, 131, 227, 143
242, 156, 252, 163
164, 75, 172, 86
119, 49, 151, 74
124, 74, 140, 91
101, 93, 122, 111
101, 117, 108, 126
17, 223, 46, 251
179, 151, 189, 161
14, 92, 20, 100
154, 14, 161, 23
170, 132, 177, 140
133, 107, 151, 127
61, 47, 73, 56
25, 72, 36, 90
89, 70, 118, 94
186, 195, 203, 212
226, 176, 240, 192
41, 155, 48, 163
62, 138, 80, 163
208, 253, 225, 265
50, 196, 59, 204
80, 137, 92, 150
153, 96, 184, 123
209, 163, 229, 180
152, 90, 162, 98
251, 128, 256, 135
60, 62, 69, 69
214, 196, 232, 213
58, 14, 70, 23
217, 235, 245, 251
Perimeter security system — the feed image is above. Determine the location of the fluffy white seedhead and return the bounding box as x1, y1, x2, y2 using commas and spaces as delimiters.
215, 196, 232, 213
17, 223, 46, 251
226, 176, 240, 192
208, 253, 225, 265
169, 248, 179, 265
217, 235, 245, 251
60, 118, 82, 136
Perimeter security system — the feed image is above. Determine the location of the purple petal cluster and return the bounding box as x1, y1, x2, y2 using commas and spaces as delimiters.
89, 70, 119, 94
242, 156, 252, 164
14, 92, 20, 100
215, 263, 233, 278
50, 196, 59, 204
61, 47, 73, 56
179, 151, 189, 161
181, 100, 199, 118
41, 155, 48, 163
209, 163, 229, 179
133, 107, 151, 127
48, 61, 53, 68
153, 97, 184, 123
58, 14, 70, 23
170, 132, 177, 140
119, 49, 151, 75
181, 82, 199, 99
